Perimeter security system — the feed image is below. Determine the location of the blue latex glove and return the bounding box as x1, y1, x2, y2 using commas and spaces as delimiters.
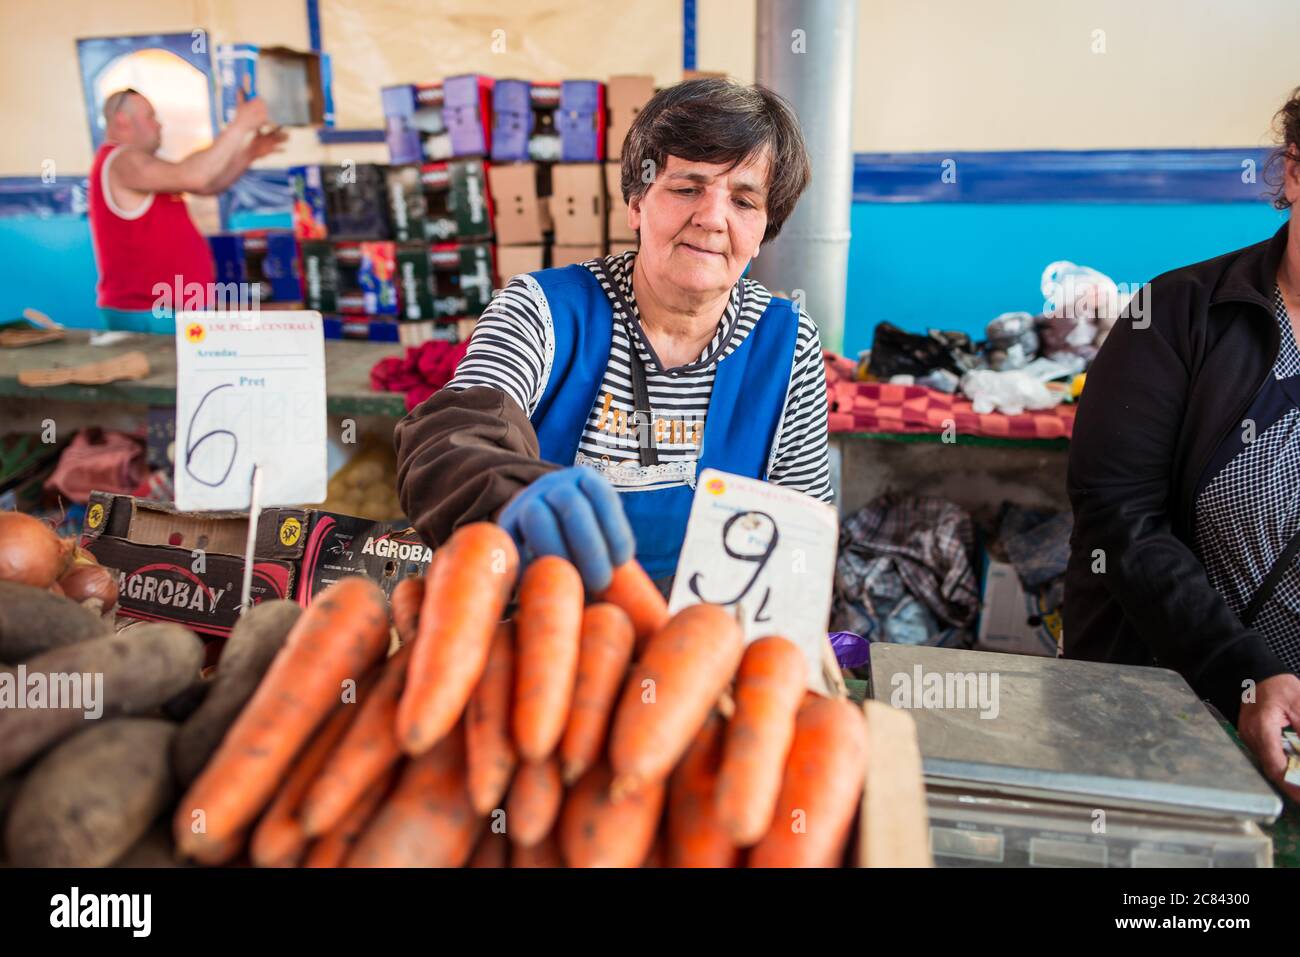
498, 467, 635, 593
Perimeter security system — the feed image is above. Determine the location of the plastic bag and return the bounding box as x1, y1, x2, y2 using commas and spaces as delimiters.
984, 311, 1040, 371
960, 369, 1059, 416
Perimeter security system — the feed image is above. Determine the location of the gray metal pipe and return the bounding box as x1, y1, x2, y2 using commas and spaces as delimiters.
752, 0, 857, 355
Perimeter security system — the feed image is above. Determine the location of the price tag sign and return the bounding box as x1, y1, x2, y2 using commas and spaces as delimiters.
669, 469, 841, 695
173, 311, 328, 511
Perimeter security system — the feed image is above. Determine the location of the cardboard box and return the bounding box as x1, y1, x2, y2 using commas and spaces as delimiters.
487, 163, 546, 245
296, 513, 435, 607
974, 557, 1060, 657
217, 44, 334, 127
557, 80, 605, 162
431, 242, 494, 317
387, 160, 492, 243
80, 492, 441, 639
208, 230, 301, 303
494, 245, 545, 286
527, 82, 562, 163
80, 492, 303, 640
683, 70, 727, 81
606, 75, 654, 160
443, 74, 494, 157
609, 241, 638, 258
382, 83, 450, 164
550, 163, 606, 246
552, 243, 606, 268
491, 79, 533, 163
289, 164, 391, 241
301, 241, 397, 316
604, 162, 636, 241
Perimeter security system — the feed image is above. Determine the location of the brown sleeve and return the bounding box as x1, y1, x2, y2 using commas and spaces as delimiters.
393, 385, 561, 549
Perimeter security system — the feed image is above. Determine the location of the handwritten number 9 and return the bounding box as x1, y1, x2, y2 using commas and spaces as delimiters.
688, 510, 778, 618
185, 383, 239, 488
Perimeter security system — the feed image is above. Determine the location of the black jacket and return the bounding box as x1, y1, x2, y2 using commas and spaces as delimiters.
1064, 222, 1294, 724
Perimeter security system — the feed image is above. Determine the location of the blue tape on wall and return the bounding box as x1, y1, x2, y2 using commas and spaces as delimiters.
0, 177, 88, 219
307, 0, 322, 52
316, 128, 387, 144
683, 0, 696, 72
854, 149, 1281, 204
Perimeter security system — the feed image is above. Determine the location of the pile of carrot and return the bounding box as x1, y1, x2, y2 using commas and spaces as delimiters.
172, 521, 870, 868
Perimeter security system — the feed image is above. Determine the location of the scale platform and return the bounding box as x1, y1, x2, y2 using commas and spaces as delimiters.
868, 644, 1282, 867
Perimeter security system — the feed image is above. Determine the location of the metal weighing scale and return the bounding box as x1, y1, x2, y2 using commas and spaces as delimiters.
869, 644, 1283, 867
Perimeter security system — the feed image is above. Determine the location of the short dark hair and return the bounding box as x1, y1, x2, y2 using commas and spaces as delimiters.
1265, 85, 1300, 211
619, 78, 811, 245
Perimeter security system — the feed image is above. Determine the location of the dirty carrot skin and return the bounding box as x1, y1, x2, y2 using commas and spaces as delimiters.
465, 622, 517, 814
468, 829, 510, 868
608, 604, 744, 798
302, 765, 397, 868
641, 839, 665, 868
250, 693, 366, 867
666, 713, 740, 867
186, 827, 249, 867
347, 722, 482, 867
560, 603, 635, 784
714, 636, 807, 846
388, 575, 426, 647
397, 523, 519, 755
505, 756, 563, 848
300, 645, 412, 836
511, 832, 563, 868
559, 761, 666, 868
512, 556, 585, 762
174, 576, 390, 859
748, 695, 870, 868
597, 561, 668, 654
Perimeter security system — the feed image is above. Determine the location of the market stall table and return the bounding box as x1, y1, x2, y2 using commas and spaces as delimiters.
0, 331, 409, 419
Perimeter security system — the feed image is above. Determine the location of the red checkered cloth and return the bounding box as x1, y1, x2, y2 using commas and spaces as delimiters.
823, 351, 1076, 440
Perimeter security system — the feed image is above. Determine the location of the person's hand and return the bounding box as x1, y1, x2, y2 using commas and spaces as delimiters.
248, 126, 288, 159
233, 96, 269, 132
497, 467, 634, 593
1237, 672, 1300, 803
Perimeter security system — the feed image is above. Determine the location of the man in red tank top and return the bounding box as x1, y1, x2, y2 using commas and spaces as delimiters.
87, 89, 286, 333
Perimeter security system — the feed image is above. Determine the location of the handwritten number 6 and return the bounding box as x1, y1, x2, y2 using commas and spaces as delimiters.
185, 383, 239, 488
688, 510, 778, 613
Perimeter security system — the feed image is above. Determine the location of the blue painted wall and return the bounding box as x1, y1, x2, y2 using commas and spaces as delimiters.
842, 201, 1289, 356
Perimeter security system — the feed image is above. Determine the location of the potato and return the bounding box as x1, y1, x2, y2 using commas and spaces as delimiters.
0, 622, 203, 776
0, 580, 112, 661
114, 822, 191, 868
172, 599, 300, 787
5, 718, 176, 867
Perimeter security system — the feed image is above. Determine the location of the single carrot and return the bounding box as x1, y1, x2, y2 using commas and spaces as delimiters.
666, 712, 740, 867
559, 761, 666, 868
748, 695, 870, 868
608, 604, 743, 799
396, 523, 519, 755
505, 756, 563, 848
300, 644, 412, 836
186, 827, 248, 867
174, 576, 390, 859
389, 575, 425, 647
559, 603, 635, 784
250, 688, 367, 867
597, 561, 668, 654
512, 556, 584, 762
469, 829, 510, 868
465, 622, 517, 815
641, 839, 665, 868
511, 833, 563, 868
302, 765, 397, 868
714, 636, 806, 846
346, 722, 482, 867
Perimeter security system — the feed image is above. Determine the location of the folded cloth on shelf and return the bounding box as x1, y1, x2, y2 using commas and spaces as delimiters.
370, 339, 471, 411
832, 494, 981, 647
43, 427, 147, 504
996, 503, 1073, 590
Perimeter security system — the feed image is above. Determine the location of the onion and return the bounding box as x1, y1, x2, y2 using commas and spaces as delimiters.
0, 512, 74, 588
57, 563, 119, 611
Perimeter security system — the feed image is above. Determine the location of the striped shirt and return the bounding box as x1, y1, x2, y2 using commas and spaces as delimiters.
447, 251, 833, 501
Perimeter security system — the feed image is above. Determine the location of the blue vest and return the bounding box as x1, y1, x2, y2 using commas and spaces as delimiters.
529, 265, 798, 580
